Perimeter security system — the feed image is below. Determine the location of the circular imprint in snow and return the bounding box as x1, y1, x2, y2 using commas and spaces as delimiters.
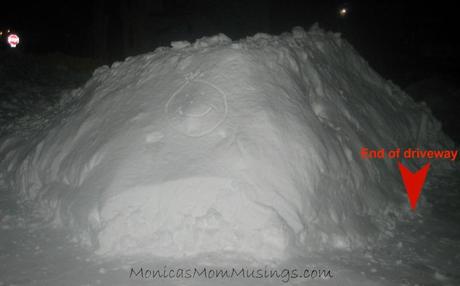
165, 78, 228, 137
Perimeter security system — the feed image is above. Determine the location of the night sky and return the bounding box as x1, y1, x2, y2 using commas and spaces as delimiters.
1, 0, 459, 84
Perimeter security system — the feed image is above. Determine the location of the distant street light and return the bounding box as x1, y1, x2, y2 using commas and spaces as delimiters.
339, 7, 348, 17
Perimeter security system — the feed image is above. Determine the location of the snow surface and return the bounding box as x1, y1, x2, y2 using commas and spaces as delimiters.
0, 26, 455, 264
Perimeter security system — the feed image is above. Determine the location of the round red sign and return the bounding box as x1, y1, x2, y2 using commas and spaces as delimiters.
7, 34, 20, 48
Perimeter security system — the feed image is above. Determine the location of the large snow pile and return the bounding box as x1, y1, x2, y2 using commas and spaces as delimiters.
0, 26, 452, 260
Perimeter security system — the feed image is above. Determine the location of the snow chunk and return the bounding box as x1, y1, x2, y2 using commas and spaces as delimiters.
192, 33, 232, 48
171, 41, 190, 50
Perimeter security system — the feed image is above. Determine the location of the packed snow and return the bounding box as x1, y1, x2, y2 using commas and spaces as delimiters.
1, 26, 460, 286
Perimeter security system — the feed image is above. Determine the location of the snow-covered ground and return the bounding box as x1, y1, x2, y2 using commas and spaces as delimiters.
1, 175, 459, 286
1, 27, 459, 285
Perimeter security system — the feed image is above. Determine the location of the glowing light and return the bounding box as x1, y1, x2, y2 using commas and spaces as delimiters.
339, 7, 348, 17
7, 34, 20, 48
7, 29, 10, 33
0, 31, 3, 36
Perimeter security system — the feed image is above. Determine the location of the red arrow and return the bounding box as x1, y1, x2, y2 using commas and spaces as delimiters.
397, 162, 430, 210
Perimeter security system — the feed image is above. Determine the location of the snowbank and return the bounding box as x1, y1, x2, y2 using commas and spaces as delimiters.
0, 26, 452, 260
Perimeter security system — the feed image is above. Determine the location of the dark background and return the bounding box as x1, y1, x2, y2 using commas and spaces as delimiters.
1, 0, 459, 116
